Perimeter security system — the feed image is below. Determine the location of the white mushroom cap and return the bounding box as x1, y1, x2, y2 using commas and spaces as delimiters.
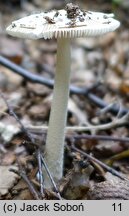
6, 6, 120, 40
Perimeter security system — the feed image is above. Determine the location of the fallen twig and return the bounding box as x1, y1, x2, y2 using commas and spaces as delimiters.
26, 111, 129, 133
40, 154, 62, 200
36, 149, 45, 198
0, 92, 35, 143
26, 125, 129, 146
0, 92, 62, 200
9, 160, 41, 200
68, 134, 129, 143
71, 144, 129, 182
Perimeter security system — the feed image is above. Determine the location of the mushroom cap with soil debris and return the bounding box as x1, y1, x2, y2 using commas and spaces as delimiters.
6, 3, 120, 39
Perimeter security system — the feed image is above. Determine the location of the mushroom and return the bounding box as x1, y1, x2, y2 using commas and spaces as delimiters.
6, 3, 120, 188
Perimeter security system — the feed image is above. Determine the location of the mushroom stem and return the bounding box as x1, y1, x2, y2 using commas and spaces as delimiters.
45, 38, 71, 187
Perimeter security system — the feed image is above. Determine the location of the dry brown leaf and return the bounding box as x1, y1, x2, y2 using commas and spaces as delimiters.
11, 179, 34, 200
2, 151, 16, 165
0, 165, 19, 197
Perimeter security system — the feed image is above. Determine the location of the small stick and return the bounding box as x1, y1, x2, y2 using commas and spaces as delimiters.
9, 160, 41, 200
69, 134, 129, 143
27, 125, 129, 144
40, 155, 62, 200
27, 111, 129, 132
71, 144, 129, 182
0, 92, 61, 199
0, 92, 35, 143
96, 101, 118, 116
36, 149, 45, 198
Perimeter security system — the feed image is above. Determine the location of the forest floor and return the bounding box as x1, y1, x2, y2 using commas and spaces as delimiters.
0, 0, 129, 200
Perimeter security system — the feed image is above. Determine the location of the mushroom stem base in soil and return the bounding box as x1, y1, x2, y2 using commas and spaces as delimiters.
45, 38, 71, 187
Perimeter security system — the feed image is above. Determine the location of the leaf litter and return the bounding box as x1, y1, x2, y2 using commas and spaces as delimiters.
0, 0, 129, 200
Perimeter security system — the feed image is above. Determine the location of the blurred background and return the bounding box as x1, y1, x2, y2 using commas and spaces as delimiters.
0, 0, 129, 124
0, 0, 129, 136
